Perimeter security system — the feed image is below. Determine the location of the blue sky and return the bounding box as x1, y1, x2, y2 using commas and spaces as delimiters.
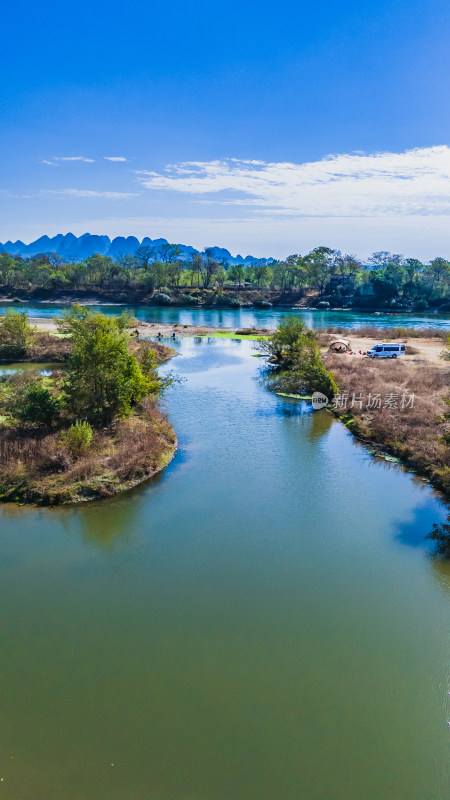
2, 0, 450, 259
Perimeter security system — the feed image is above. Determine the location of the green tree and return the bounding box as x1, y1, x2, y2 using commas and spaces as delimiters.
0, 309, 33, 357
258, 316, 312, 367
228, 264, 245, 289
424, 258, 450, 297
260, 316, 338, 398
277, 355, 338, 398
57, 306, 152, 425
251, 264, 271, 287
303, 247, 336, 294
135, 245, 154, 269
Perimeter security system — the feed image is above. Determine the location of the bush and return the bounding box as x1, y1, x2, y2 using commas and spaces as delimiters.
14, 383, 60, 425
274, 358, 338, 399
413, 298, 429, 310
0, 309, 33, 358
61, 421, 93, 457
317, 300, 330, 309
254, 299, 272, 308
142, 274, 155, 293
152, 292, 172, 305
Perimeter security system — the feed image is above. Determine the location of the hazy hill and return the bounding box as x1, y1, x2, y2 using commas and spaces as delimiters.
0, 233, 272, 266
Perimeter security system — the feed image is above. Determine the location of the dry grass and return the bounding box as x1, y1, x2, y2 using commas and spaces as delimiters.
0, 331, 174, 366
0, 401, 176, 505
322, 325, 448, 340
325, 353, 450, 496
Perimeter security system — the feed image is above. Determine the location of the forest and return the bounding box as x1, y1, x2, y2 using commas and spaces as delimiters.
1, 245, 449, 310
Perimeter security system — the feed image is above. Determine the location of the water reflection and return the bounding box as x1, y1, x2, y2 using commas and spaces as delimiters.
0, 363, 56, 376
0, 336, 449, 800
1, 300, 450, 331
393, 498, 446, 548
430, 556, 450, 593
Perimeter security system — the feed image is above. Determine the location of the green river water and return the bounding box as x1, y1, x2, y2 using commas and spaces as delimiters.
0, 337, 449, 799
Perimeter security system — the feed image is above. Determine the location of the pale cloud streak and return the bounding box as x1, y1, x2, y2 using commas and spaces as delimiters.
52, 156, 95, 163
41, 189, 139, 199
104, 156, 127, 162
136, 146, 450, 218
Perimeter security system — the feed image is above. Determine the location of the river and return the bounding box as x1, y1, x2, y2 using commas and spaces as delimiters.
0, 337, 449, 800
1, 300, 450, 331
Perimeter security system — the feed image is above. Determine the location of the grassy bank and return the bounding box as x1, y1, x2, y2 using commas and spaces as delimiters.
259, 319, 450, 499
0, 308, 177, 505
0, 398, 176, 505
198, 328, 271, 340
325, 351, 450, 497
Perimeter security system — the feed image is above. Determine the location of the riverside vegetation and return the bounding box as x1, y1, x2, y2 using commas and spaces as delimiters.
261, 319, 450, 509
1, 246, 450, 311
0, 307, 176, 504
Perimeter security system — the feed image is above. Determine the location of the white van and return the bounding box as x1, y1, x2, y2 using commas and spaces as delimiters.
368, 343, 405, 359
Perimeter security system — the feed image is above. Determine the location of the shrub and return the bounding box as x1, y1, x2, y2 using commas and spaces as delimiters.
413, 298, 429, 310
254, 299, 272, 308
0, 310, 33, 358
180, 294, 198, 305
13, 383, 60, 425
317, 300, 330, 309
61, 421, 93, 457
274, 358, 338, 399
152, 292, 172, 305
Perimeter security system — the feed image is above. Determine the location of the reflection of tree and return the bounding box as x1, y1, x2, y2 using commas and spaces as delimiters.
429, 555, 450, 594
67, 474, 165, 551
309, 408, 333, 440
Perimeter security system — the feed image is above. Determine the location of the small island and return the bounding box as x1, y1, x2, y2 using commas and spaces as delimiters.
0, 307, 176, 505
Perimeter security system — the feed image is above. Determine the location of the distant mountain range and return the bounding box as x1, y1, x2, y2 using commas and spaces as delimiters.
0, 233, 272, 266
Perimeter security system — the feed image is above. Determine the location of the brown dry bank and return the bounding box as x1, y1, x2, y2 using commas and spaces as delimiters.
324, 347, 450, 497
0, 330, 177, 505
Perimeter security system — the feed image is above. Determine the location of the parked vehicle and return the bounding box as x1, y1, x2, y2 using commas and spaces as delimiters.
368, 343, 405, 359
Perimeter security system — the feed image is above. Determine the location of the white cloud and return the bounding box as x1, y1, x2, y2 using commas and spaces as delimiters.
40, 159, 58, 166
104, 156, 127, 162
41, 189, 139, 199
135, 146, 450, 218
52, 156, 95, 163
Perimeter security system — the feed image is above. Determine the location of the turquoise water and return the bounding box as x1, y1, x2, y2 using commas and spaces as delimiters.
1, 300, 450, 330
0, 338, 448, 800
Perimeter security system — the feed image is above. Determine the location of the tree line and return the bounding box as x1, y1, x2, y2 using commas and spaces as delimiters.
1, 245, 449, 307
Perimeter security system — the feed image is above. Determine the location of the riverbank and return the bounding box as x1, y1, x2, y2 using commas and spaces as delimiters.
0, 312, 178, 505
255, 319, 449, 499
30, 317, 274, 340
2, 285, 450, 313
324, 348, 450, 498
0, 403, 177, 505
318, 330, 449, 498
